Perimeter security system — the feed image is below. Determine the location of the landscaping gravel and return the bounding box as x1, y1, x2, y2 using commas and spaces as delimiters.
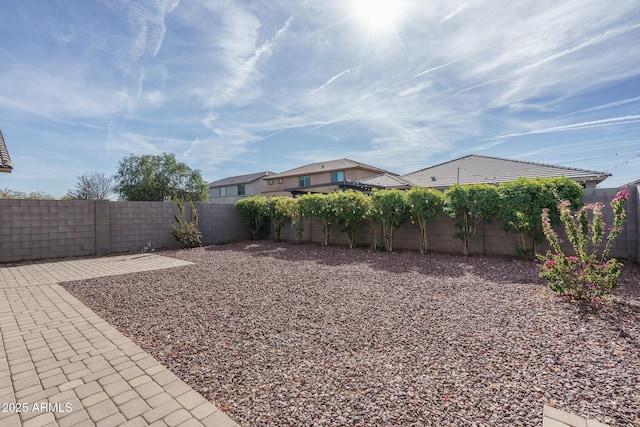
63, 242, 640, 426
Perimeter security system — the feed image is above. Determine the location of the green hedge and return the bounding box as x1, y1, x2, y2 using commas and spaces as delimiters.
234, 177, 584, 257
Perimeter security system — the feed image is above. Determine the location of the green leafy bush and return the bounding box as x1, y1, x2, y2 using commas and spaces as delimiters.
332, 190, 369, 248
444, 184, 500, 256
235, 196, 269, 240
370, 189, 408, 252
407, 187, 444, 254
297, 193, 336, 246
363, 196, 378, 251
539, 189, 630, 301
172, 199, 202, 247
498, 177, 583, 259
267, 197, 297, 242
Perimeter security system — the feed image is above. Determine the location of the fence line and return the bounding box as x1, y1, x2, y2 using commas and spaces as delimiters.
0, 186, 637, 263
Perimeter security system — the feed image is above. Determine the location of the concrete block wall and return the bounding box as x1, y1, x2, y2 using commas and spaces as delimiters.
0, 200, 248, 263
0, 200, 95, 262
0, 186, 637, 263
109, 201, 183, 253
195, 202, 250, 244
276, 215, 522, 256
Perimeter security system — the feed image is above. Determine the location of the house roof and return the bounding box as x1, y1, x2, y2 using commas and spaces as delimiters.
0, 129, 13, 173
266, 158, 391, 179
209, 171, 274, 187
358, 173, 413, 189
401, 155, 610, 188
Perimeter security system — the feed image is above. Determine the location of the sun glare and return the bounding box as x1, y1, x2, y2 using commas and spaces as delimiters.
355, 0, 405, 32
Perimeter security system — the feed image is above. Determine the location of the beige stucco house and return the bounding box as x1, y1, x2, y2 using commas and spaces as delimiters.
0, 129, 13, 173
262, 158, 395, 197
208, 171, 274, 204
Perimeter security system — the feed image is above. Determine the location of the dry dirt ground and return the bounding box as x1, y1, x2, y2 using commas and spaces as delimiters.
62, 242, 640, 426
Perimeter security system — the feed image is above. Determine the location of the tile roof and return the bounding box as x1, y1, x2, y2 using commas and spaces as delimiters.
0, 129, 13, 173
267, 158, 391, 179
358, 173, 413, 189
209, 171, 274, 187
401, 154, 610, 188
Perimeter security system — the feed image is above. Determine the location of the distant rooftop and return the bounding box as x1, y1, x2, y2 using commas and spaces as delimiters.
358, 173, 412, 189
267, 158, 391, 179
402, 155, 610, 188
209, 171, 274, 187
0, 129, 13, 173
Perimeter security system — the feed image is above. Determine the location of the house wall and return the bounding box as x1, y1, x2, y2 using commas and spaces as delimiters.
209, 180, 268, 204
262, 168, 384, 196
1, 186, 637, 263
0, 200, 248, 263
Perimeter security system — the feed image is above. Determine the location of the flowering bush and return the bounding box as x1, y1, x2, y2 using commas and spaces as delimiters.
539, 189, 630, 301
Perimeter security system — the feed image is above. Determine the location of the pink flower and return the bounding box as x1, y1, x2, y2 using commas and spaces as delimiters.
614, 189, 630, 201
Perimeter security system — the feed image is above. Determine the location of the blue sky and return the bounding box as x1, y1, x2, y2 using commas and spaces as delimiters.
2, 0, 640, 198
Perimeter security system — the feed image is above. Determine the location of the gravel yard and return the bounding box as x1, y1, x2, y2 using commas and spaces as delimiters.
63, 242, 640, 426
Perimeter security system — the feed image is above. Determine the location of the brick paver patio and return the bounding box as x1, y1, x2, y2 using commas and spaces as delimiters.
0, 254, 240, 427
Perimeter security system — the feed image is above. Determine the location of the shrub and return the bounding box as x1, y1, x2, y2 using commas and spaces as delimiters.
444, 184, 500, 256
235, 196, 269, 240
407, 187, 444, 254
370, 189, 408, 252
539, 189, 630, 301
363, 196, 378, 251
267, 197, 296, 242
498, 177, 583, 259
332, 190, 369, 248
289, 198, 306, 243
172, 198, 202, 247
297, 193, 336, 246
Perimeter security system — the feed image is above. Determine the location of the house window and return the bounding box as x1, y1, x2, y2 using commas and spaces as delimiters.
299, 175, 310, 187
278, 178, 283, 184
269, 179, 274, 185
238, 184, 246, 196
220, 187, 226, 197
331, 171, 345, 182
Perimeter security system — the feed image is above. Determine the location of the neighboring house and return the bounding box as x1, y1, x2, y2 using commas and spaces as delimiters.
0, 129, 13, 173
262, 158, 395, 197
208, 171, 274, 204
401, 155, 610, 190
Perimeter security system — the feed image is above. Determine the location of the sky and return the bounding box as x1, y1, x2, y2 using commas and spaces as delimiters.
1, 0, 640, 198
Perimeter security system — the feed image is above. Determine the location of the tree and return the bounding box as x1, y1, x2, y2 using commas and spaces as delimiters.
444, 184, 500, 256
0, 188, 55, 199
115, 153, 208, 202
66, 172, 116, 200
406, 187, 444, 254
370, 189, 408, 252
